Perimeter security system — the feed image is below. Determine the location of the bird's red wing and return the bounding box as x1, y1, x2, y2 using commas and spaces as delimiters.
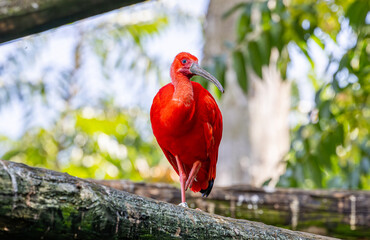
189, 83, 222, 194
160, 146, 179, 175
201, 93, 223, 181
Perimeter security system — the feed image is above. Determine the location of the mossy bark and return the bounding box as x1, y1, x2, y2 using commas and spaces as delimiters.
94, 180, 370, 239
0, 160, 336, 239
0, 0, 144, 43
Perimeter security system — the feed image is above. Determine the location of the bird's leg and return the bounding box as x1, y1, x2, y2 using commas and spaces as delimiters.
175, 155, 187, 206
185, 161, 201, 190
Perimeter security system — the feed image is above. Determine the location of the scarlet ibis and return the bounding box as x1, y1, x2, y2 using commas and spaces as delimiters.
150, 52, 223, 207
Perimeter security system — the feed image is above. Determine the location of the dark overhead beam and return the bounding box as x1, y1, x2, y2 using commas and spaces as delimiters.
0, 0, 146, 44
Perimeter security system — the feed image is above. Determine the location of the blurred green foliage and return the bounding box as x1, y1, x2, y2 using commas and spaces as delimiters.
279, 0, 370, 189
0, 0, 368, 190
228, 0, 369, 189
2, 107, 171, 182
227, 0, 352, 89
0, 6, 173, 183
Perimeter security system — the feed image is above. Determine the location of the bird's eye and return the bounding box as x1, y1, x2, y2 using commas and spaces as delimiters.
182, 59, 187, 64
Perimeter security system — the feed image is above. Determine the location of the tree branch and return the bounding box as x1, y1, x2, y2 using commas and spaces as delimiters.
0, 0, 145, 44
93, 179, 370, 238
0, 160, 335, 239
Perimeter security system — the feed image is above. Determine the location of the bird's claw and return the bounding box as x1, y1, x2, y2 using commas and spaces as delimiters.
178, 202, 189, 208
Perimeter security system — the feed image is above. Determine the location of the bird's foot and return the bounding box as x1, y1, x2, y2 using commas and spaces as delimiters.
178, 202, 189, 208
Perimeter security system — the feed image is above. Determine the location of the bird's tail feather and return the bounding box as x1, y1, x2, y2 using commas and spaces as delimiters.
199, 179, 214, 197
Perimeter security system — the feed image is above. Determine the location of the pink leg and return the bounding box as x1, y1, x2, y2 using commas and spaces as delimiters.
185, 161, 202, 191
175, 155, 187, 204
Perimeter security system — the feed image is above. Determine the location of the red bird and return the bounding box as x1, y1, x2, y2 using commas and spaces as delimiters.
150, 52, 223, 207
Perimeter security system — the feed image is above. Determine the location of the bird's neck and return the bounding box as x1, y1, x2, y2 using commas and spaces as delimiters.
172, 76, 194, 106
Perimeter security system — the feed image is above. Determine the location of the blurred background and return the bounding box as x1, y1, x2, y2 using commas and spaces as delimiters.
0, 0, 369, 190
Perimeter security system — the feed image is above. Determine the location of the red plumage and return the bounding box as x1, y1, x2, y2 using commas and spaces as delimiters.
150, 52, 223, 205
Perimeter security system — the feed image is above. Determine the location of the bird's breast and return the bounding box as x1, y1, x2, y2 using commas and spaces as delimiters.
156, 100, 196, 136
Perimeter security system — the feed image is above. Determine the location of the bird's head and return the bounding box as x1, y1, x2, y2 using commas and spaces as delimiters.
171, 52, 224, 93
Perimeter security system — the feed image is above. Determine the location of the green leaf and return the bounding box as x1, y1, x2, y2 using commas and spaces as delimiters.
277, 48, 289, 79
314, 88, 323, 106
247, 41, 263, 78
270, 22, 283, 52
345, 0, 370, 30
236, 12, 251, 43
359, 40, 369, 71
311, 35, 324, 49
296, 41, 314, 68
318, 100, 331, 119
232, 50, 248, 92
223, 3, 248, 19
2, 150, 21, 160
307, 155, 323, 188
258, 31, 271, 67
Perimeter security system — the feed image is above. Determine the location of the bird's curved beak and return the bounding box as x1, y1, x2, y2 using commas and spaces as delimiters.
190, 63, 224, 93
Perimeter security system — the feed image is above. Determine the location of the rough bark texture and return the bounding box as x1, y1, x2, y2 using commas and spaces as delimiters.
0, 0, 144, 44
204, 0, 290, 187
95, 179, 370, 239
0, 160, 337, 240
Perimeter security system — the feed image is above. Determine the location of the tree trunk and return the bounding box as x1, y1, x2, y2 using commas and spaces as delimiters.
203, 0, 290, 187
0, 0, 144, 44
0, 160, 335, 239
94, 179, 370, 239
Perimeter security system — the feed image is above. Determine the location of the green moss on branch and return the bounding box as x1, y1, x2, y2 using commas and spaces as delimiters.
0, 160, 336, 239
